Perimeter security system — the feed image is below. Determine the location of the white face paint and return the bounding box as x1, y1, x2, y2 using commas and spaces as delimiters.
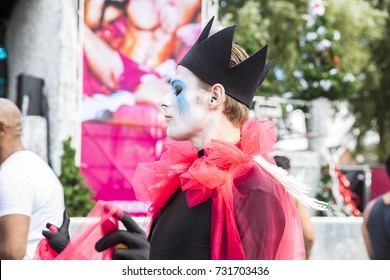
159, 66, 211, 143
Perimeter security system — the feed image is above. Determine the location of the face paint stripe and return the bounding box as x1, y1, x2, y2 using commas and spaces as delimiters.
172, 79, 189, 115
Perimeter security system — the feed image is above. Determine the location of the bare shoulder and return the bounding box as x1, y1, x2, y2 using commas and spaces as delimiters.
382, 191, 390, 205
362, 198, 378, 221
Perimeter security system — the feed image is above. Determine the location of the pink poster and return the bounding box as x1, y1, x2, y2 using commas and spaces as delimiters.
81, 0, 202, 215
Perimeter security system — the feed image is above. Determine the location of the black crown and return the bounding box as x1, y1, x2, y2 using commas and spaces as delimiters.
179, 17, 273, 108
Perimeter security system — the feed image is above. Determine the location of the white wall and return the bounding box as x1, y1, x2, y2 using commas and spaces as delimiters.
6, 0, 81, 174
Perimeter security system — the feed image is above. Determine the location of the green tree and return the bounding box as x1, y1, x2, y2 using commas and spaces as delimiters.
315, 165, 346, 216
315, 165, 360, 217
220, 0, 389, 161
60, 137, 95, 217
220, 0, 308, 96
291, 0, 361, 100
316, 0, 388, 162
347, 0, 390, 162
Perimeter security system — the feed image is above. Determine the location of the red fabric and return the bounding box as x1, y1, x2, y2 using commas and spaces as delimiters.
132, 118, 305, 259
371, 166, 390, 200
34, 201, 120, 260
334, 165, 361, 216
34, 238, 59, 260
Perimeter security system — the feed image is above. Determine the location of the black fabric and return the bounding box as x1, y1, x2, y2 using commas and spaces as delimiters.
367, 198, 390, 260
95, 211, 150, 260
148, 148, 211, 260
42, 209, 70, 254
148, 188, 212, 260
178, 17, 273, 108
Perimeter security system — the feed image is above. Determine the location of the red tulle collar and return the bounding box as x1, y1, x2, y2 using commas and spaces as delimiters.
133, 118, 276, 214
132, 118, 277, 259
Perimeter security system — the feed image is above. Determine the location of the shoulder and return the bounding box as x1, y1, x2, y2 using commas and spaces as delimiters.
363, 197, 380, 223
1, 151, 40, 178
5, 151, 54, 174
234, 163, 279, 196
2, 151, 43, 167
0, 151, 58, 191
382, 191, 390, 205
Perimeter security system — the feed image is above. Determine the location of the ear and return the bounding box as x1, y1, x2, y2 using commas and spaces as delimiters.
0, 121, 6, 137
209, 84, 225, 108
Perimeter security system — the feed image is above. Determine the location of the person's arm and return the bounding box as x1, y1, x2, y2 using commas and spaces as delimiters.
295, 200, 315, 259
0, 214, 30, 259
362, 198, 376, 259
84, 24, 124, 90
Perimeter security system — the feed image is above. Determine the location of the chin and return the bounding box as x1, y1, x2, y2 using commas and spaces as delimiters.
167, 130, 191, 142
167, 134, 190, 141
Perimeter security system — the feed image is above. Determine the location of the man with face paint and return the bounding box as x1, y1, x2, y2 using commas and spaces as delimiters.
46, 17, 326, 260
97, 17, 326, 260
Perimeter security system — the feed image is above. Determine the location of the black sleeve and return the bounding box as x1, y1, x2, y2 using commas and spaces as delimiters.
234, 169, 286, 260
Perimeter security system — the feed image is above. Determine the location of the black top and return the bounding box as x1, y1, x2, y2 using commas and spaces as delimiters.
367, 198, 390, 260
148, 188, 212, 259
148, 149, 212, 260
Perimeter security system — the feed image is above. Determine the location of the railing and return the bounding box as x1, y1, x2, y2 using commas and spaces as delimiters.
69, 216, 369, 260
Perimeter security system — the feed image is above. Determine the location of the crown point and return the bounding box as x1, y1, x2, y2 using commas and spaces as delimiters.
196, 17, 215, 44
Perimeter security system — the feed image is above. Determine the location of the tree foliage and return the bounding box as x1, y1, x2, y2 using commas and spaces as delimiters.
348, 0, 390, 162
220, 0, 307, 96
291, 0, 364, 100
60, 137, 95, 217
219, 0, 390, 162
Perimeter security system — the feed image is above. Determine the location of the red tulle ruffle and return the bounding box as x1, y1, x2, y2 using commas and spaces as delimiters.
133, 119, 304, 259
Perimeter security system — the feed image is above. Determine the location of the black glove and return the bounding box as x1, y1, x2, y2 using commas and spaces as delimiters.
95, 211, 150, 260
42, 208, 70, 254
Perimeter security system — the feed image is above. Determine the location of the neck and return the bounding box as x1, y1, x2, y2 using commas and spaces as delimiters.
0, 139, 24, 165
191, 115, 241, 150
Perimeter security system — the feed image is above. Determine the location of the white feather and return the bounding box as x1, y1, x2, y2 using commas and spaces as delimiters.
254, 155, 328, 211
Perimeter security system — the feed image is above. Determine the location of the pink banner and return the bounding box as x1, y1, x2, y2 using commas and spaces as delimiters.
81, 0, 202, 215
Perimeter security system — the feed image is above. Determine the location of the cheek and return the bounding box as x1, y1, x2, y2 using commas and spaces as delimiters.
176, 92, 189, 115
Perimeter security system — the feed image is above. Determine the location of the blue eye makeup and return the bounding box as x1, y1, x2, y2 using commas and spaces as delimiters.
171, 79, 185, 95
171, 79, 189, 115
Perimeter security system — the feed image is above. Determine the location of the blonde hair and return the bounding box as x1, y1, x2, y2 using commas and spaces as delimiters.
198, 43, 250, 127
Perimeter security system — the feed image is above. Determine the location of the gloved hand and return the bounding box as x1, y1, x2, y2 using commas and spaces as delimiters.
42, 208, 70, 254
95, 210, 150, 260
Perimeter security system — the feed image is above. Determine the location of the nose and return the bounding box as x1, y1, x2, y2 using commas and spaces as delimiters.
158, 93, 170, 111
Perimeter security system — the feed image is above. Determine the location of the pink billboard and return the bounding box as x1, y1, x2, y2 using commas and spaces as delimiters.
81, 0, 202, 215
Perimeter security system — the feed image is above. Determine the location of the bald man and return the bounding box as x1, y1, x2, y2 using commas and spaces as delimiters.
0, 98, 65, 259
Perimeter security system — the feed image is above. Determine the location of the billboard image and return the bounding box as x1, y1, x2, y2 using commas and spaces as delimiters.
81, 0, 202, 214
